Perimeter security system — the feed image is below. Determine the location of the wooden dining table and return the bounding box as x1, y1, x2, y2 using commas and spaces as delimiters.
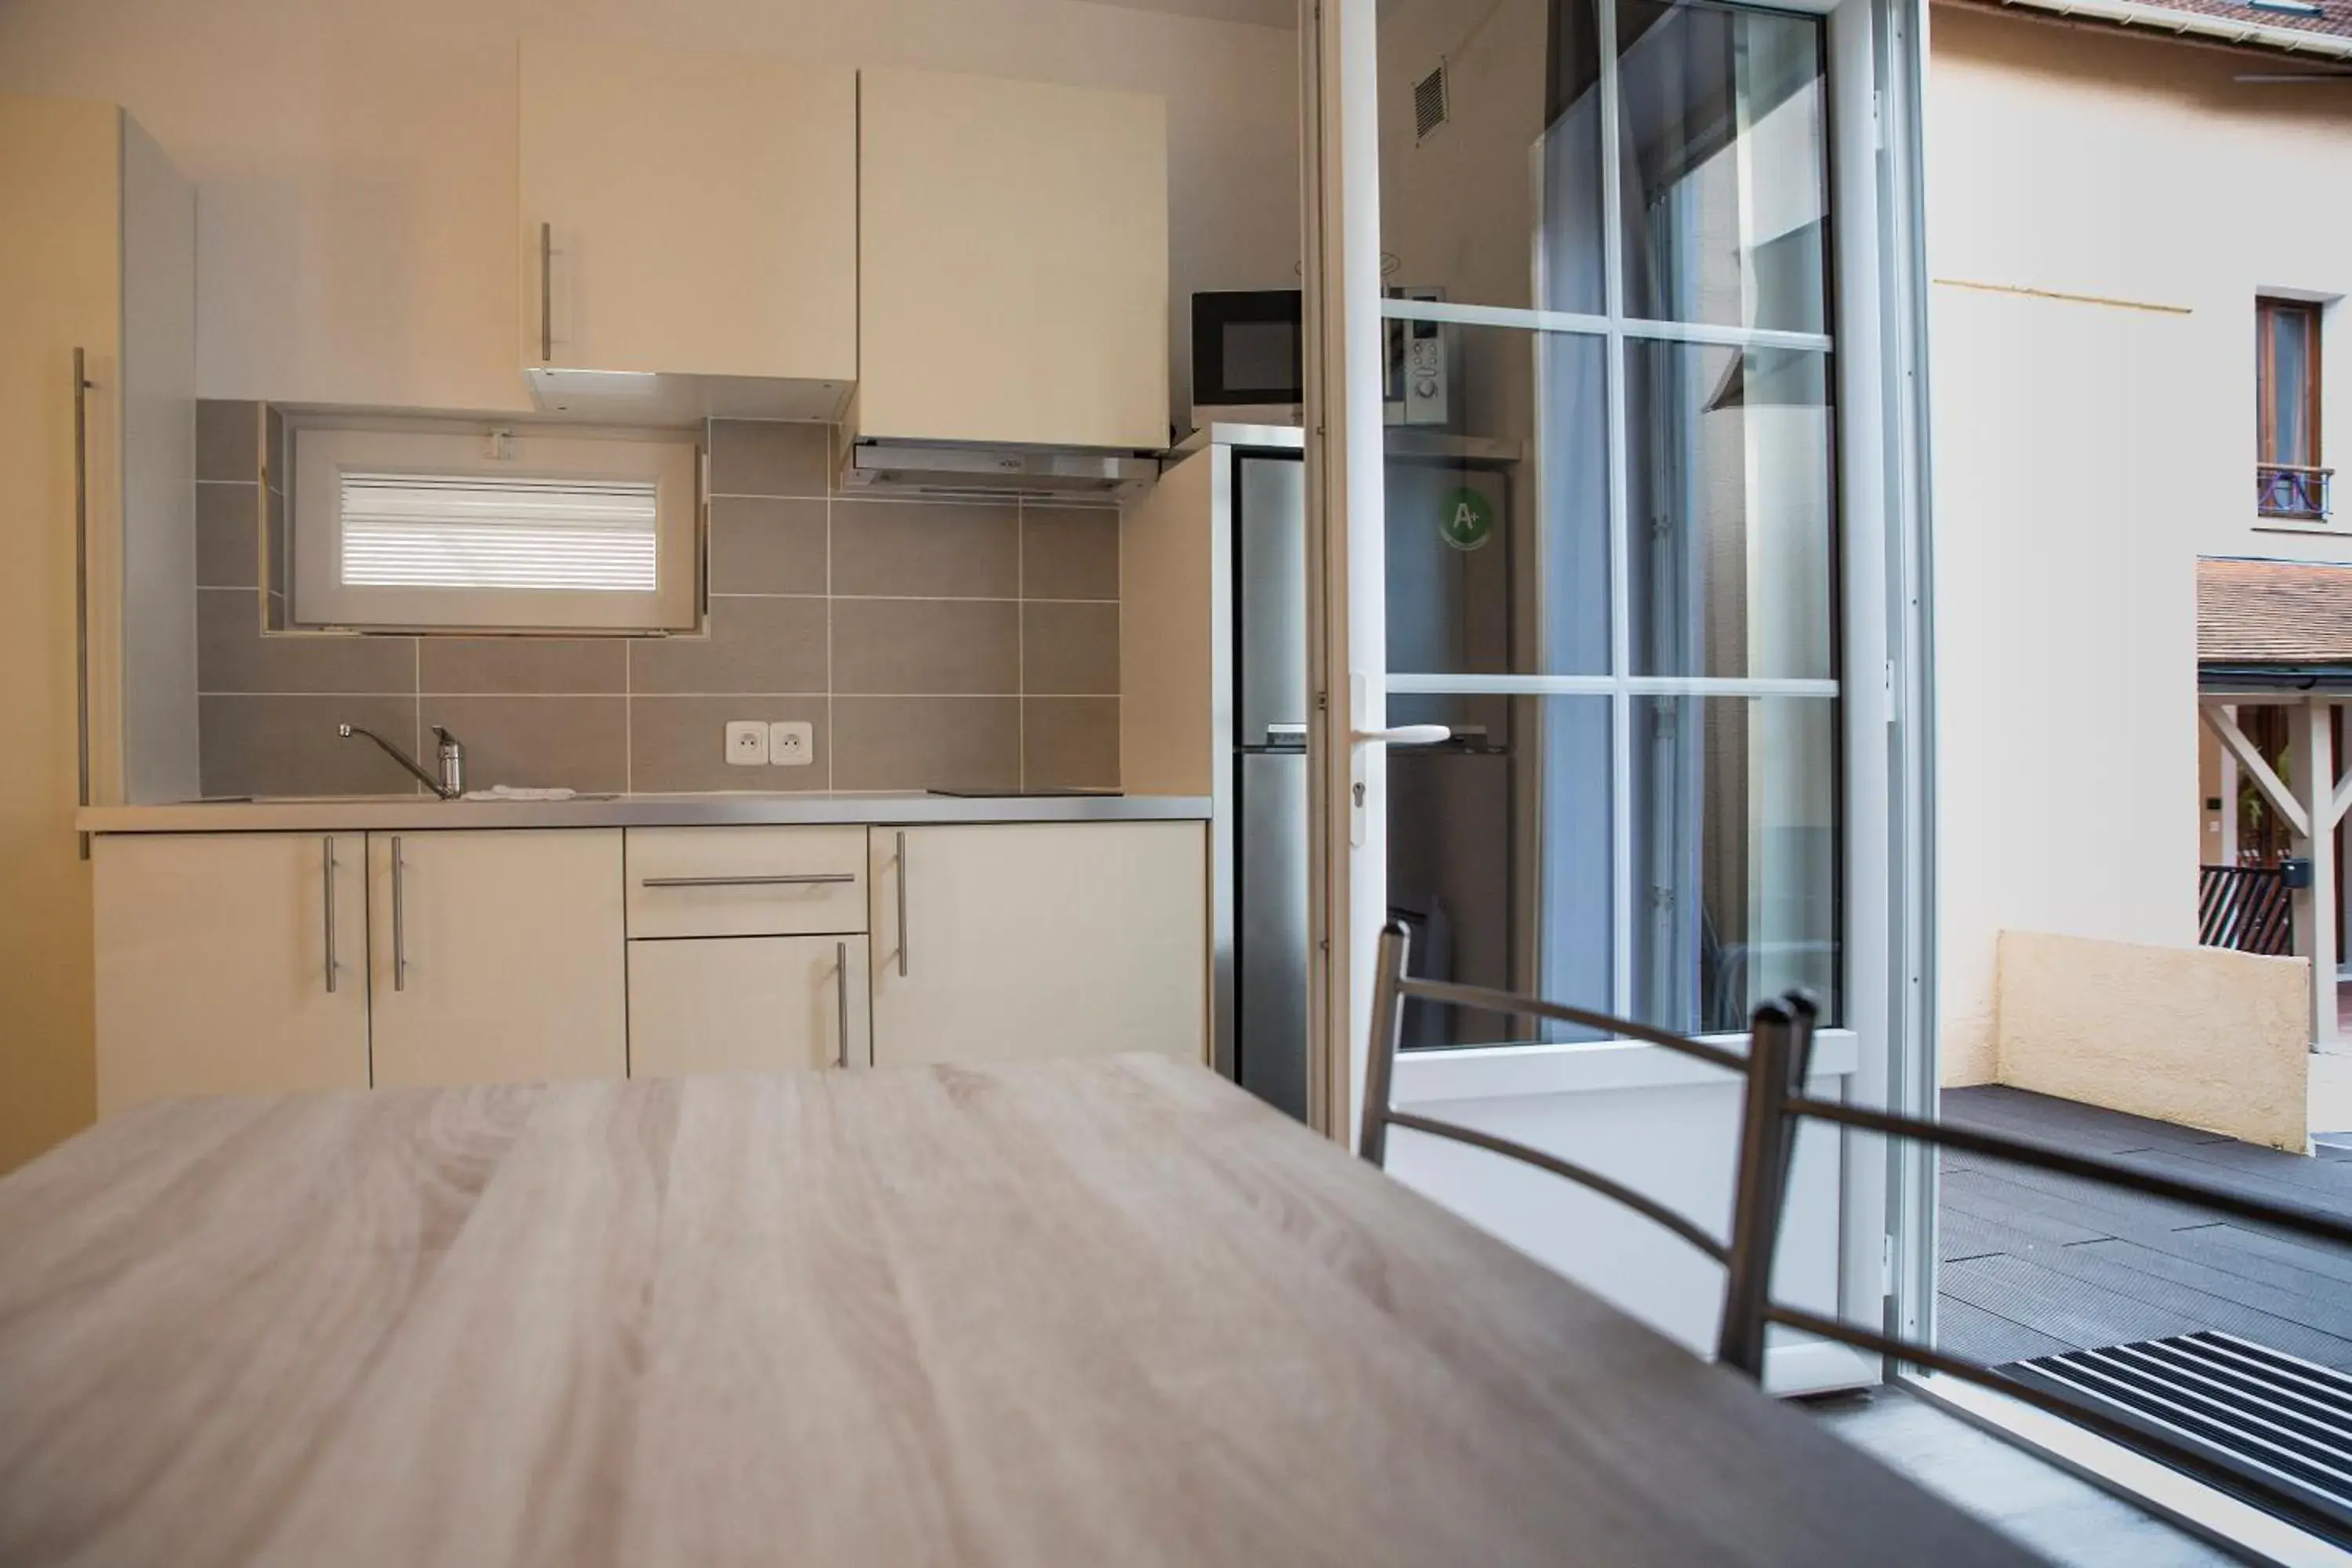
0, 1054, 2038, 1566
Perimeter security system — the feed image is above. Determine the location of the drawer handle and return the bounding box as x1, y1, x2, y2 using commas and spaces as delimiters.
639, 873, 856, 889
835, 940, 850, 1069
895, 830, 909, 978
390, 835, 407, 992
322, 836, 338, 994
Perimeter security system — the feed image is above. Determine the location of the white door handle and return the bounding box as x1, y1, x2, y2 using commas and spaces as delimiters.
1352, 725, 1451, 746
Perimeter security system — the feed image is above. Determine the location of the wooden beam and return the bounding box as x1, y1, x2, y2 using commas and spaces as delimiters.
2200, 702, 2308, 840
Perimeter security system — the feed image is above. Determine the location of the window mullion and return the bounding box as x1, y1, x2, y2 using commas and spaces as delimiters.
1598, 0, 1635, 1019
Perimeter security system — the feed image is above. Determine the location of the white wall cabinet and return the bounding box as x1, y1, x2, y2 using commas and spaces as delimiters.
93, 833, 369, 1113
856, 68, 1169, 452
868, 823, 1206, 1068
518, 38, 856, 416
629, 936, 871, 1078
367, 830, 626, 1089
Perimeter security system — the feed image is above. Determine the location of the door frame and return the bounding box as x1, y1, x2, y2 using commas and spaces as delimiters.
1298, 0, 1943, 1356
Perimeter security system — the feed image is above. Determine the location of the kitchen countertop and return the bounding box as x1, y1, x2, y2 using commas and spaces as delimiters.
0, 1056, 2032, 1566
76, 790, 1210, 834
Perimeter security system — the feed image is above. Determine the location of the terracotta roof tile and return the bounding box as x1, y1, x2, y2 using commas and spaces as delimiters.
1972, 0, 2352, 50
2199, 557, 2352, 665
2137, 0, 2352, 42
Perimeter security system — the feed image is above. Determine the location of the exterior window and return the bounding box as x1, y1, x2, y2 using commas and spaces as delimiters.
2256, 297, 2328, 521
291, 423, 699, 632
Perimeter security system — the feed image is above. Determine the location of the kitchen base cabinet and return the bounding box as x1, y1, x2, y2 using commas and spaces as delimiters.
367, 830, 626, 1089
869, 823, 1206, 1068
93, 833, 368, 1113
627, 936, 870, 1078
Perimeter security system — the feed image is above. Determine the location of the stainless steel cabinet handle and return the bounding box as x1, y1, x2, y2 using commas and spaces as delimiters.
834, 941, 850, 1069
72, 349, 93, 858
322, 837, 338, 994
639, 873, 855, 889
390, 835, 407, 992
895, 830, 909, 978
539, 222, 553, 362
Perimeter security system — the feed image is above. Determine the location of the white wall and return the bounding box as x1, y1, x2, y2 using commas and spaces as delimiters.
0, 0, 1300, 419
1929, 6, 2352, 1084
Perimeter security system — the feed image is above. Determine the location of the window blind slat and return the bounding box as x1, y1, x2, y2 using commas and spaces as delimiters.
339, 472, 659, 593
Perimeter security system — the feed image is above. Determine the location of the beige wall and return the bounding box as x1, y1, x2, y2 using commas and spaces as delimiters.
1930, 6, 2352, 1084
0, 0, 1298, 417
1998, 931, 2308, 1150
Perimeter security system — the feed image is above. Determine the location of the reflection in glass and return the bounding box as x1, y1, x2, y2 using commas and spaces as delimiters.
1630, 696, 1838, 1033
1626, 339, 1834, 679
1387, 696, 1611, 1047
1617, 0, 1828, 332
1383, 327, 1608, 677
1377, 0, 1605, 314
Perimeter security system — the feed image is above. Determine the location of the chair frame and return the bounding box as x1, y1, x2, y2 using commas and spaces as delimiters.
1362, 920, 2352, 1543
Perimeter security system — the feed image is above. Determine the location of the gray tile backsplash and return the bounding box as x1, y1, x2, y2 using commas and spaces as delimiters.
630, 696, 830, 794
200, 693, 426, 798
830, 697, 1022, 793
194, 407, 1123, 797
1021, 601, 1120, 696
832, 599, 1018, 695
417, 636, 626, 695
1024, 697, 1120, 791
419, 695, 630, 796
830, 497, 1020, 597
628, 594, 829, 695
195, 481, 257, 589
707, 497, 827, 595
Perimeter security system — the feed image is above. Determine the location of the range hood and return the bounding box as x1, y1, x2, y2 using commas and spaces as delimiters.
842, 440, 1158, 500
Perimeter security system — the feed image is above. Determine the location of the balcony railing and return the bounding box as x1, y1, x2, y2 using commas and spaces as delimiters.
2257, 462, 2334, 522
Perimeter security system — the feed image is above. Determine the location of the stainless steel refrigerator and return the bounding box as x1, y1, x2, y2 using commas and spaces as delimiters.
1227, 439, 1520, 1121
1232, 452, 1312, 1120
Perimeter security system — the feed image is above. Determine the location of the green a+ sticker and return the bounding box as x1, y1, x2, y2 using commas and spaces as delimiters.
1439, 487, 1494, 552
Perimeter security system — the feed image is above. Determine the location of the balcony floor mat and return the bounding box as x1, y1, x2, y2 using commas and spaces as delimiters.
2001, 1330, 2352, 1544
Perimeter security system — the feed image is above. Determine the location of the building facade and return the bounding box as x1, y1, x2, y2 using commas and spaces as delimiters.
1929, 0, 2352, 1083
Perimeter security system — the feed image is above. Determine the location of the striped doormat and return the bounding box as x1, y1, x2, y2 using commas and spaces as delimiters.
2001, 1331, 2352, 1544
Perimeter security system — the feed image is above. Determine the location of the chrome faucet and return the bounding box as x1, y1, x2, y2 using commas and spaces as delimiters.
339, 724, 465, 799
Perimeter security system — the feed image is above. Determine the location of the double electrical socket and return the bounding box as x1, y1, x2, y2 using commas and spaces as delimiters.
725, 720, 815, 768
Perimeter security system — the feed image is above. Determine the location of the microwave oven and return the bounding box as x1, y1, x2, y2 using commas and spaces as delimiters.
1190, 288, 1451, 430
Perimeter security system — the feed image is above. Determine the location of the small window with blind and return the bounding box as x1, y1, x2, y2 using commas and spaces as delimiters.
2256, 297, 2328, 523
290, 423, 699, 631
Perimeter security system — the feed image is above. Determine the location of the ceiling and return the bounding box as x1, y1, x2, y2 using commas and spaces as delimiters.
1073, 0, 1298, 28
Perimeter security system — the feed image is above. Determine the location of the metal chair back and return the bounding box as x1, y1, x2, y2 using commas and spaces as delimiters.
1361, 918, 2352, 1543
1360, 919, 1811, 1377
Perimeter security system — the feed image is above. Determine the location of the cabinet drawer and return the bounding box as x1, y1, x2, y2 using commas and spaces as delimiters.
628, 935, 869, 1078
625, 826, 867, 938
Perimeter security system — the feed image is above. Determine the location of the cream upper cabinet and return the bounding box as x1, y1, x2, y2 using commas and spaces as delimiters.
93, 833, 368, 1114
518, 39, 856, 405
367, 830, 626, 1089
856, 68, 1169, 451
868, 823, 1206, 1069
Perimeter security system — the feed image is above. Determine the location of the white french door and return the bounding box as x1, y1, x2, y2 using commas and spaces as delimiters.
1302, 0, 1938, 1382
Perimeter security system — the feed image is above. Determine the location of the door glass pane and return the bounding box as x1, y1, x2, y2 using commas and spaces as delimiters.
2268, 307, 2312, 466
1627, 339, 1834, 679
1386, 325, 1610, 676
1378, 0, 1605, 314
1629, 695, 1838, 1032
1617, 0, 1828, 333
1388, 694, 1613, 1046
